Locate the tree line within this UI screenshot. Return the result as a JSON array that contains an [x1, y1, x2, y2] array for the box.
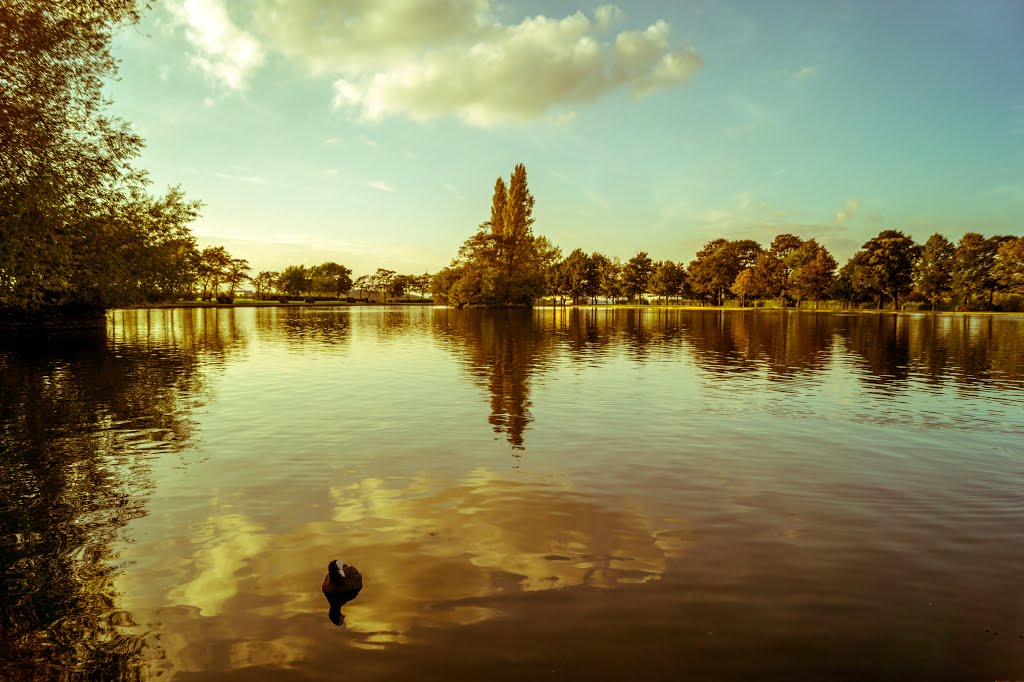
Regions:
[[430, 165, 1023, 311]]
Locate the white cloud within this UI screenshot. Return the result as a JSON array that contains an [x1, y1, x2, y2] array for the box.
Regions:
[[835, 197, 861, 223], [167, 0, 265, 90], [367, 180, 395, 193], [330, 13, 700, 125], [250, 0, 489, 73], [321, 168, 339, 176], [164, 0, 700, 124]]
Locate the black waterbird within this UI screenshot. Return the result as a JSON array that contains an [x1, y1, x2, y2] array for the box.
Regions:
[[322, 559, 363, 625]]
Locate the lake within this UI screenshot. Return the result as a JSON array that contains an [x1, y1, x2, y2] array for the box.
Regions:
[[2, 306, 1023, 681]]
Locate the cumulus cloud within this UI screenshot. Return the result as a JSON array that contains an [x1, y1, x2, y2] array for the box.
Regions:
[[250, 0, 489, 73], [367, 180, 395, 192], [167, 0, 700, 125], [330, 12, 700, 125], [835, 197, 861, 223], [167, 0, 264, 90]]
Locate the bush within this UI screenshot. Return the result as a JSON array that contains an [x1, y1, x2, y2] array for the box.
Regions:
[[215, 295, 233, 304], [346, 297, 356, 303], [278, 296, 290, 303], [304, 297, 316, 303]]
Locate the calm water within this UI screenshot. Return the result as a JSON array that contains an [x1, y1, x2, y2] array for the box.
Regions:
[[2, 307, 1024, 681]]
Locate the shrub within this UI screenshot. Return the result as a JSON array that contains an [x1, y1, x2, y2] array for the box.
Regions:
[[216, 295, 234, 304], [278, 296, 289, 303]]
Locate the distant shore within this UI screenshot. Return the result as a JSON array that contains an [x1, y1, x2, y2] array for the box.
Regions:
[[109, 300, 1024, 317]]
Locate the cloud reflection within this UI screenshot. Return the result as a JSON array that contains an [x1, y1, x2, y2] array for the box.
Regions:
[[145, 470, 692, 670]]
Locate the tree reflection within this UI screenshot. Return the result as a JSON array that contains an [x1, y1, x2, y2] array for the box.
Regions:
[[433, 310, 553, 450], [679, 310, 836, 379], [0, 321, 216, 680], [258, 307, 352, 345]]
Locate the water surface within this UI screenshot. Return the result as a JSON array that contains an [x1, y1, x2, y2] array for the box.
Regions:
[[2, 307, 1023, 680]]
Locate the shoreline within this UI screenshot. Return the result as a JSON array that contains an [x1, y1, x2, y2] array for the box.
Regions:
[[104, 301, 1024, 317]]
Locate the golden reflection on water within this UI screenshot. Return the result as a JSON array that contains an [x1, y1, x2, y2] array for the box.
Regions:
[[3, 307, 1024, 680], [138, 469, 692, 669]]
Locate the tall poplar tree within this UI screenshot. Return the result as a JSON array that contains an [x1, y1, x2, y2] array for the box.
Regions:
[[501, 163, 536, 280]]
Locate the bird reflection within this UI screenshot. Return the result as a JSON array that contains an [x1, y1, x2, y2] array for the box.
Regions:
[[322, 559, 363, 625]]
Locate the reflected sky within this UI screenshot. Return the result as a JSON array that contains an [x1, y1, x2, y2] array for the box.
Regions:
[[2, 307, 1023, 680]]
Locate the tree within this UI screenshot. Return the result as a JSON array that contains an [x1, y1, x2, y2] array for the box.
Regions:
[[850, 230, 920, 309], [622, 252, 655, 301], [788, 240, 836, 307], [436, 164, 550, 308], [353, 274, 372, 300], [952, 233, 1013, 309], [914, 233, 955, 310], [198, 247, 231, 300], [828, 260, 860, 308], [311, 262, 353, 299], [413, 272, 434, 299], [390, 274, 414, 301], [430, 266, 463, 305], [373, 268, 396, 303], [688, 239, 762, 306], [559, 249, 598, 304], [252, 271, 279, 300], [763, 234, 805, 305], [0, 1, 205, 320], [993, 237, 1024, 296], [730, 268, 757, 307], [595, 256, 622, 304], [278, 265, 310, 297], [224, 258, 250, 297], [501, 164, 535, 280], [650, 260, 686, 304]]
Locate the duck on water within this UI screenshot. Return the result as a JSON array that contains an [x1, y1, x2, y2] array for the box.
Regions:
[[322, 559, 363, 625]]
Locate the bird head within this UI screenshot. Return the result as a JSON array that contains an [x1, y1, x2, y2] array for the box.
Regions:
[[329, 559, 346, 578]]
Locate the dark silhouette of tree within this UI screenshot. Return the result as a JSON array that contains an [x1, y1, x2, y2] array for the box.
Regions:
[[0, 1, 203, 320]]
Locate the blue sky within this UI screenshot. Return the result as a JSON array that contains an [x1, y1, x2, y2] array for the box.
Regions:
[[108, 0, 1024, 276]]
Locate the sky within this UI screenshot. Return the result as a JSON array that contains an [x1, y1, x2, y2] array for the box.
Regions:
[[107, 0, 1024, 276]]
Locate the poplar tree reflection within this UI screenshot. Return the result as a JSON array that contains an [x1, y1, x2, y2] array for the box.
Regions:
[[433, 310, 553, 449], [0, 321, 219, 680]]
